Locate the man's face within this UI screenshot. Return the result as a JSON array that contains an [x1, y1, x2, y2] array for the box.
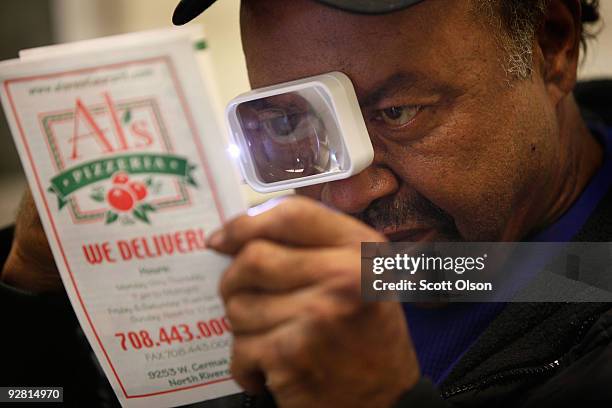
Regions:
[[241, 0, 561, 241]]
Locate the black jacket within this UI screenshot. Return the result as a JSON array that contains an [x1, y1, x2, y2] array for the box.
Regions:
[[1, 81, 612, 407]]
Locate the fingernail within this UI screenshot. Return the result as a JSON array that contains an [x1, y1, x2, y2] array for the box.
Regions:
[[207, 229, 225, 248]]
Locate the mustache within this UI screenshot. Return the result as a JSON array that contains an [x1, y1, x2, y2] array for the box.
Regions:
[[355, 188, 458, 235]]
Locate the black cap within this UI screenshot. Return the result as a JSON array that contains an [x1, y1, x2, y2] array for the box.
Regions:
[[173, 0, 424, 25]]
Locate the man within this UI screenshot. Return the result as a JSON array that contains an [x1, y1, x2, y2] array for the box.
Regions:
[[2, 0, 612, 407]]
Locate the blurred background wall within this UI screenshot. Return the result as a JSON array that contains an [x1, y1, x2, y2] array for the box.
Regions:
[[0, 0, 611, 227], [52, 0, 249, 104]]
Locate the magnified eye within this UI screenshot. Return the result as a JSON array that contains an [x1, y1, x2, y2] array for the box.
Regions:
[[262, 108, 299, 137], [379, 105, 420, 127], [234, 91, 340, 184], [259, 108, 318, 144]]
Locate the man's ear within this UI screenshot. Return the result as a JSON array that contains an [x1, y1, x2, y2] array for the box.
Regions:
[[536, 0, 581, 105]]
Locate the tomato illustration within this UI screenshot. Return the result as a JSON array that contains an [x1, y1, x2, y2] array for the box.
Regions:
[[107, 187, 135, 212], [128, 181, 148, 201], [112, 172, 130, 185]]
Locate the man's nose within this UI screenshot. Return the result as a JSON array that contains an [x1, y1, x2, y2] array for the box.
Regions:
[[320, 163, 399, 214]]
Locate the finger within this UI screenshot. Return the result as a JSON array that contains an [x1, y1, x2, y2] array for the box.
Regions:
[[231, 335, 268, 395], [225, 288, 319, 335], [208, 196, 383, 255], [219, 240, 360, 298], [16, 189, 39, 229], [2, 189, 61, 293], [15, 189, 49, 252]]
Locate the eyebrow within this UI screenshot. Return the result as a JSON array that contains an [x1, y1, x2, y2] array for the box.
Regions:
[[359, 72, 455, 108]]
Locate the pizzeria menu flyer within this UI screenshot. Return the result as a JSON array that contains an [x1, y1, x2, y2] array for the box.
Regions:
[[0, 28, 246, 407]]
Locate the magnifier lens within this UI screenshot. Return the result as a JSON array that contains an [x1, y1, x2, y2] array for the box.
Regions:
[[236, 91, 341, 184]]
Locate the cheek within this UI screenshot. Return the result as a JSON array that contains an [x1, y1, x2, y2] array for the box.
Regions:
[[296, 185, 323, 200], [383, 85, 556, 240]]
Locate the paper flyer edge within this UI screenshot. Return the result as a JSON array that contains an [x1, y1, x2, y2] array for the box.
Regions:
[[0, 38, 245, 407]]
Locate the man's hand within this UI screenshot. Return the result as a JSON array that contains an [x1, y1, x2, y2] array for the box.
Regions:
[[209, 196, 420, 408], [1, 189, 62, 293]]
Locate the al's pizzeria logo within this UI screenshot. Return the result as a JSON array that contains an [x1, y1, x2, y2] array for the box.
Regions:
[[41, 92, 198, 225]]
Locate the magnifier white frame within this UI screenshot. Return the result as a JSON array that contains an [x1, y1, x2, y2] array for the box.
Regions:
[[225, 72, 374, 193]]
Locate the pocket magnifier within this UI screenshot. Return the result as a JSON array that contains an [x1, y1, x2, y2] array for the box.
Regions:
[[226, 72, 374, 193]]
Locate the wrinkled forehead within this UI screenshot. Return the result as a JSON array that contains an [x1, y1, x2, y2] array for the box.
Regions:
[[240, 0, 484, 93]]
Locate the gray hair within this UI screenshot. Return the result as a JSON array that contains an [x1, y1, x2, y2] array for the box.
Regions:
[[473, 0, 601, 79]]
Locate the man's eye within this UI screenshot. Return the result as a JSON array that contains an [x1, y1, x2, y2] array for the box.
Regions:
[[378, 105, 420, 127], [265, 113, 296, 136]]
